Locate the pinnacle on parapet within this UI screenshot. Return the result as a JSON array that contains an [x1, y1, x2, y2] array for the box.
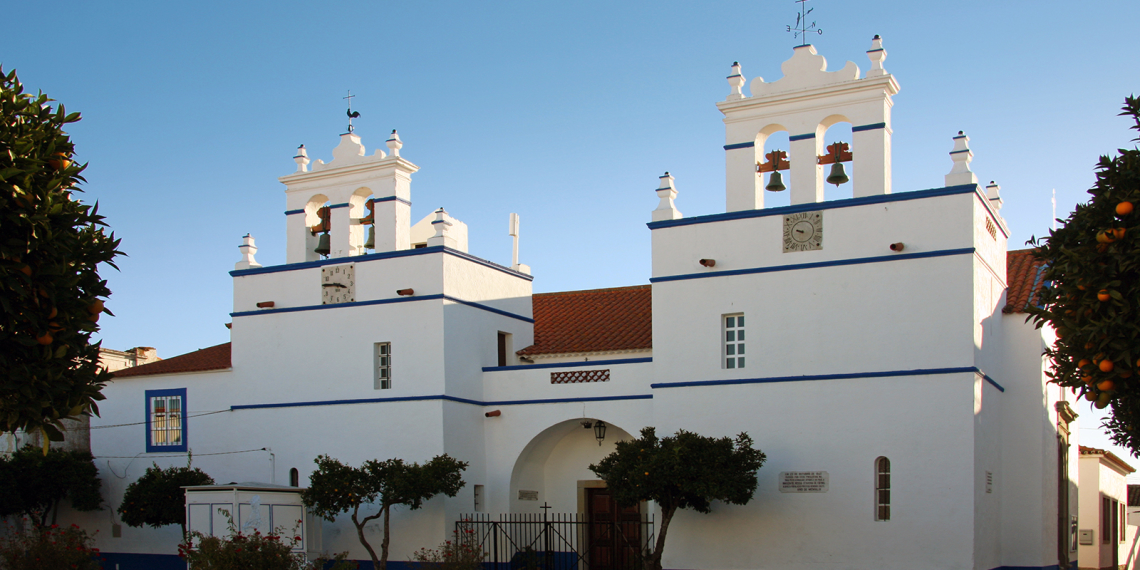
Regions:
[[387, 130, 403, 157], [867, 35, 887, 77], [945, 131, 978, 187], [652, 171, 682, 222], [293, 144, 310, 173], [727, 62, 746, 101]]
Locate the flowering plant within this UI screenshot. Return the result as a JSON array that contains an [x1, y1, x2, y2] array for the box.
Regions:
[[0, 521, 103, 570], [178, 511, 353, 570], [410, 526, 484, 570]]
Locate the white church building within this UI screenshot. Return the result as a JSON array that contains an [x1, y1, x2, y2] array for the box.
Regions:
[[72, 38, 1082, 570]]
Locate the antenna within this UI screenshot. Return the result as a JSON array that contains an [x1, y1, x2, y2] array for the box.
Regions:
[[786, 0, 823, 46], [344, 91, 361, 133], [1052, 189, 1057, 231], [509, 213, 520, 270]]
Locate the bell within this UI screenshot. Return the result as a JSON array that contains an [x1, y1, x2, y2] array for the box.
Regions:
[[765, 171, 786, 192], [314, 232, 331, 257], [364, 225, 375, 250], [826, 162, 849, 186]]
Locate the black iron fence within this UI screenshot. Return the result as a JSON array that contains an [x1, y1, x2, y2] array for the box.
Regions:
[[457, 513, 654, 570]]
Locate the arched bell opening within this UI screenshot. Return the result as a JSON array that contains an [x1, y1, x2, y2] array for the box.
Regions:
[[757, 126, 791, 209], [349, 187, 374, 255], [303, 194, 330, 261], [508, 418, 634, 515], [819, 116, 854, 201]]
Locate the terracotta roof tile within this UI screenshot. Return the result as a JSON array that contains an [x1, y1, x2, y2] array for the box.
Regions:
[[1079, 445, 1136, 474], [1004, 248, 1048, 314], [518, 285, 651, 356], [113, 343, 231, 378]]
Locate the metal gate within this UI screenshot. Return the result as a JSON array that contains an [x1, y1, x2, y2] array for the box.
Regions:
[[457, 512, 654, 570]]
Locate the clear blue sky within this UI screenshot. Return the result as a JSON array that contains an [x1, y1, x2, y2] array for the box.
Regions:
[[4, 1, 1139, 463]]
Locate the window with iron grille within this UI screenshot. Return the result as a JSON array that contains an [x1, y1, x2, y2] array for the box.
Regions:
[[724, 314, 745, 369], [145, 388, 186, 453], [1102, 496, 1110, 544], [875, 457, 890, 521], [375, 342, 391, 389]]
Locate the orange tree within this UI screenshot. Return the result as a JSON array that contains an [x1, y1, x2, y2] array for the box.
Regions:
[[589, 427, 766, 570], [0, 67, 121, 449], [301, 454, 467, 570], [1027, 96, 1140, 454]]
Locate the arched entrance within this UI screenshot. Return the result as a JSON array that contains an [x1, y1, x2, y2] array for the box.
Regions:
[[508, 418, 633, 514]]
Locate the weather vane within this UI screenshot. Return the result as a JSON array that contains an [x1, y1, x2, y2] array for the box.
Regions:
[[344, 91, 361, 133], [787, 0, 822, 45]]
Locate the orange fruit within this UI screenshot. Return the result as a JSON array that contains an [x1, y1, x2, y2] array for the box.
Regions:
[[87, 312, 99, 323], [1120, 370, 1133, 379], [1101, 359, 1115, 373], [47, 153, 70, 171], [1114, 228, 1127, 240], [1099, 290, 1111, 302], [1118, 201, 1134, 216], [1087, 342, 1096, 350], [1098, 380, 1116, 391], [48, 307, 57, 319], [35, 332, 52, 345], [1078, 359, 1092, 369], [18, 265, 31, 276], [1097, 230, 1115, 243], [48, 322, 62, 332], [87, 299, 104, 314], [1083, 375, 1095, 384], [1085, 391, 1097, 401]]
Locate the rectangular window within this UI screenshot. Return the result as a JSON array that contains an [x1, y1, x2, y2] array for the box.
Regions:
[[497, 332, 511, 367], [145, 388, 187, 453], [1102, 496, 1110, 544], [375, 342, 391, 390], [1122, 501, 1127, 542], [723, 314, 745, 369], [474, 484, 484, 512]]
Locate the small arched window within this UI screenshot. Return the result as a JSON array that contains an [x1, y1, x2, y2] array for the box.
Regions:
[[289, 468, 300, 488], [875, 457, 890, 521]]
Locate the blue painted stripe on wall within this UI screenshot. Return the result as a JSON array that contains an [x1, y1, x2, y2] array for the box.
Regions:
[[650, 367, 981, 389], [789, 133, 815, 141], [284, 209, 305, 215], [371, 195, 412, 206], [229, 245, 533, 281], [483, 357, 652, 372], [983, 374, 1006, 392], [231, 293, 534, 323], [723, 141, 755, 150], [852, 122, 887, 132], [231, 393, 652, 411], [649, 248, 975, 283], [646, 184, 978, 230], [328, 202, 350, 209]]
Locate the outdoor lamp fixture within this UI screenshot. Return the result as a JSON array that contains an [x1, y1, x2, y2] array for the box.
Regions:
[[593, 420, 607, 445]]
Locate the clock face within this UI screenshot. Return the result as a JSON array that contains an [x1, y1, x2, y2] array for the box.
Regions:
[[783, 211, 823, 252], [321, 264, 355, 305]]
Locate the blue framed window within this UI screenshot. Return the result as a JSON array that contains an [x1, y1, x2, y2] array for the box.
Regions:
[[145, 388, 187, 452]]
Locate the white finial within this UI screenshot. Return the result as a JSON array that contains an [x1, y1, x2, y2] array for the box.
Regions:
[[651, 172, 682, 222], [386, 130, 403, 157], [235, 234, 261, 270], [509, 213, 520, 270], [1052, 189, 1057, 231], [867, 35, 887, 77], [986, 181, 1003, 212], [293, 145, 310, 173], [427, 207, 456, 248], [726, 62, 746, 101], [945, 131, 978, 187]]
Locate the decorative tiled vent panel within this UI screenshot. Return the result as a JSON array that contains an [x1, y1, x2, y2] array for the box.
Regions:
[[551, 369, 610, 384]]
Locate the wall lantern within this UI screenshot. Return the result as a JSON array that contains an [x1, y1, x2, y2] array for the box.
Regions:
[[593, 420, 607, 446]]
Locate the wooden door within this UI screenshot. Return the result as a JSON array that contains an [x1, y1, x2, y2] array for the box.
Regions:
[[587, 488, 640, 570]]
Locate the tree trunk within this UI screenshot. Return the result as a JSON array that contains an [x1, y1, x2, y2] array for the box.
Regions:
[[646, 505, 676, 570], [352, 506, 382, 570], [381, 502, 391, 570]]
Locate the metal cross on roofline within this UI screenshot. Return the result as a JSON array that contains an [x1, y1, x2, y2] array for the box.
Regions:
[[344, 90, 361, 133], [787, 0, 823, 46]]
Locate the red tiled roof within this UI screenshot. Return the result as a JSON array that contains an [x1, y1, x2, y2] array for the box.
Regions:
[[1079, 445, 1137, 474], [113, 343, 231, 378], [518, 285, 651, 356], [1004, 248, 1048, 314]]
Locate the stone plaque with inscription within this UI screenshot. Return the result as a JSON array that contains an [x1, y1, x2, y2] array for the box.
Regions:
[[779, 471, 829, 493], [518, 490, 539, 501]]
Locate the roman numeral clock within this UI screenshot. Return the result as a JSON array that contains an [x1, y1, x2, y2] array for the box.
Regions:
[[783, 211, 823, 252], [321, 264, 355, 304]]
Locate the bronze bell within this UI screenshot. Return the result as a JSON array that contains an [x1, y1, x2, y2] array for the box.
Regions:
[[364, 225, 375, 250], [826, 162, 849, 186], [765, 171, 787, 192], [315, 232, 331, 256]]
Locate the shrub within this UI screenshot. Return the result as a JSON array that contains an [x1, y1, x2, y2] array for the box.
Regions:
[[0, 521, 103, 570], [177, 510, 353, 570], [410, 527, 484, 570]]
